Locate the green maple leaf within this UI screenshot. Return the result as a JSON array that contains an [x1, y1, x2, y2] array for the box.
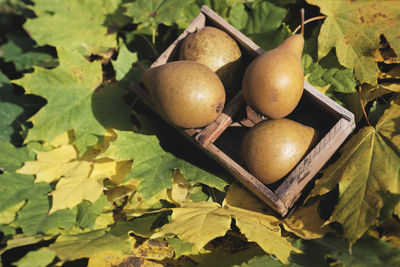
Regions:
[[24, 0, 119, 55], [125, 0, 196, 36], [151, 202, 232, 250], [302, 53, 356, 94], [102, 129, 228, 201], [228, 0, 288, 52], [0, 102, 24, 142], [295, 236, 400, 267], [311, 95, 400, 244], [12, 248, 57, 267], [307, 0, 400, 84], [0, 171, 76, 235], [0, 34, 55, 71], [0, 71, 46, 145], [75, 195, 110, 230], [49, 224, 132, 261], [229, 0, 287, 35], [12, 48, 131, 153]]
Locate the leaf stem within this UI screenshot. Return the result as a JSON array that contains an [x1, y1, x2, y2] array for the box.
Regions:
[[293, 15, 327, 35], [358, 85, 372, 127]]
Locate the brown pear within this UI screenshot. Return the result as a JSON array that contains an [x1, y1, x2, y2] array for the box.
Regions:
[[141, 61, 225, 129], [179, 26, 242, 91], [241, 118, 316, 184], [242, 34, 304, 119]]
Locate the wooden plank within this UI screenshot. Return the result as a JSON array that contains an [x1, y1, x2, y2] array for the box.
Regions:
[[303, 82, 355, 122], [152, 13, 206, 67], [195, 91, 245, 147], [275, 117, 356, 209], [202, 142, 288, 215]]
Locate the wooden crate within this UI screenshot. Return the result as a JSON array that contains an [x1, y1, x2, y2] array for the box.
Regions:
[[130, 6, 356, 216]]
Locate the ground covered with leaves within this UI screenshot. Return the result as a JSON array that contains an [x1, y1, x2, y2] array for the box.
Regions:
[[1, 0, 400, 266]]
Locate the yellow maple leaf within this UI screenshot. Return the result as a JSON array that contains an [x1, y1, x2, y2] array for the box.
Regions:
[[282, 202, 332, 239], [167, 170, 192, 204], [50, 160, 117, 213], [87, 250, 163, 267], [0, 201, 25, 224], [48, 131, 73, 147], [151, 202, 232, 251], [224, 183, 302, 264], [16, 144, 78, 183]]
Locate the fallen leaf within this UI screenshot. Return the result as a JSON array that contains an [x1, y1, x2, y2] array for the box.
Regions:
[[151, 202, 232, 251], [310, 96, 400, 245], [13, 247, 56, 267], [16, 144, 78, 183], [282, 202, 332, 240], [224, 184, 302, 264], [307, 0, 400, 84], [87, 250, 163, 267], [50, 160, 115, 213]]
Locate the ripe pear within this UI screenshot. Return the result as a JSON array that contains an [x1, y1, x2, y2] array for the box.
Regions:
[[179, 26, 242, 90], [242, 34, 304, 119], [141, 60, 226, 129], [241, 118, 316, 184]]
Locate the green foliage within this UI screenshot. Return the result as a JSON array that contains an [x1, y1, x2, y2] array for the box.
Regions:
[[0, 34, 54, 72], [102, 130, 228, 201], [13, 248, 57, 267], [24, 0, 120, 55]]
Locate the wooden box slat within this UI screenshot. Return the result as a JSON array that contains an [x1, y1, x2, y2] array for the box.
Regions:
[[131, 5, 356, 216]]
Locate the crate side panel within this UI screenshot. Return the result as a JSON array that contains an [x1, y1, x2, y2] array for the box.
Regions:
[[204, 143, 288, 215], [275, 117, 356, 207]]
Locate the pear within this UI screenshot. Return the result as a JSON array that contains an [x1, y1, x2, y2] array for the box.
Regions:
[[179, 26, 242, 91], [242, 34, 304, 119], [141, 60, 226, 129], [241, 118, 316, 184]]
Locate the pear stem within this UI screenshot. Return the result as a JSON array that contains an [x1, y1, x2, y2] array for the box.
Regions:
[[132, 62, 146, 72], [301, 8, 305, 35], [293, 15, 327, 35], [358, 85, 372, 127]]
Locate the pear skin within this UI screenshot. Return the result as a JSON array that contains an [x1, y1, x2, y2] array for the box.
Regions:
[[141, 61, 226, 129], [179, 26, 242, 90], [242, 34, 304, 119], [241, 118, 316, 184]]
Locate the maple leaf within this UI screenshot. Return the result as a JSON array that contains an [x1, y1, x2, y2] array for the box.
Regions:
[[0, 34, 54, 71], [12, 248, 56, 267], [112, 43, 139, 82], [124, 0, 196, 36], [16, 144, 78, 183], [24, 0, 118, 55], [49, 160, 116, 213], [49, 226, 132, 261], [0, 142, 35, 173], [302, 53, 356, 94], [12, 48, 103, 149], [151, 184, 302, 264], [310, 95, 400, 245], [306, 0, 400, 84], [224, 184, 302, 264], [151, 202, 232, 250], [12, 48, 132, 153], [0, 102, 23, 143], [282, 202, 333, 240], [75, 194, 111, 230], [101, 129, 228, 202]]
